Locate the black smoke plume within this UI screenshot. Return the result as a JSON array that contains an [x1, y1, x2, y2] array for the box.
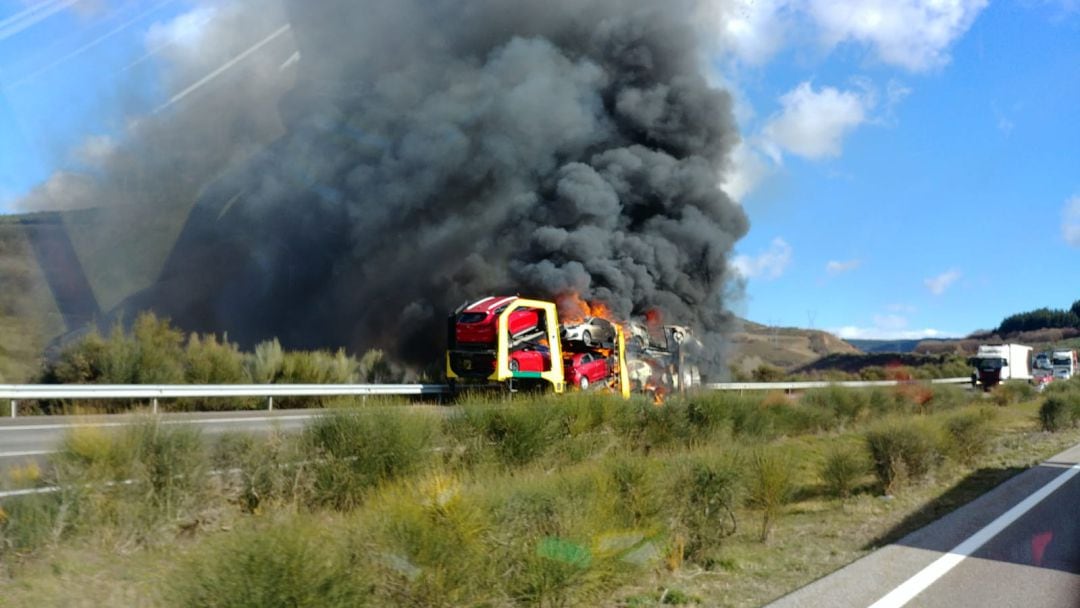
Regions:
[[29, 0, 750, 373]]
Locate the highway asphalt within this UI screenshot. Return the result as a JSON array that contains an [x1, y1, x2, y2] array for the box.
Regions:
[[0, 409, 326, 474], [769, 441, 1080, 607]]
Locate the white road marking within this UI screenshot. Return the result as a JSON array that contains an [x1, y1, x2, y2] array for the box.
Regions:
[[0, 486, 60, 499], [868, 463, 1080, 608], [0, 450, 54, 458]]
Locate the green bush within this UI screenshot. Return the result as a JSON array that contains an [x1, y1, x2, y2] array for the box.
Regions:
[[746, 449, 795, 541], [859, 366, 888, 381], [463, 404, 556, 467], [184, 333, 248, 384], [751, 364, 785, 382], [768, 402, 837, 435], [357, 349, 398, 383], [992, 382, 1036, 406], [213, 432, 311, 513], [366, 476, 491, 607], [604, 456, 662, 528], [728, 399, 773, 439], [942, 407, 996, 464], [1039, 396, 1077, 432], [304, 410, 437, 509], [38, 313, 185, 411], [50, 419, 208, 543], [864, 419, 943, 493], [281, 350, 357, 384], [0, 492, 64, 555], [927, 384, 970, 411], [866, 387, 905, 417], [247, 339, 284, 383], [481, 473, 636, 607], [820, 444, 868, 499], [683, 394, 736, 444], [670, 456, 741, 561], [614, 401, 691, 451], [801, 386, 868, 426], [1045, 376, 1080, 396], [172, 519, 369, 608]]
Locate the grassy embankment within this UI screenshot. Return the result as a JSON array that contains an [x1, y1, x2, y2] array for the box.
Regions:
[[3, 380, 1080, 607]]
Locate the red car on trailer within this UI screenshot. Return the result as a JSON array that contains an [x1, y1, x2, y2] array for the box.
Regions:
[[455, 296, 542, 344]]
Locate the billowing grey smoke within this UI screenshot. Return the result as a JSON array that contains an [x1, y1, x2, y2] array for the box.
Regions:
[[36, 0, 750, 373]]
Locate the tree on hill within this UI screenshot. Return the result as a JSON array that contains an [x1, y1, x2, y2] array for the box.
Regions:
[[996, 303, 1080, 335]]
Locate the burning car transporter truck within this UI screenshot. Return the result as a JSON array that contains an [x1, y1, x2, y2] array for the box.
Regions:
[[446, 296, 631, 397]]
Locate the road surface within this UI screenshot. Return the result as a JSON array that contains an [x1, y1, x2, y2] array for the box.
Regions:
[[0, 409, 325, 472], [770, 441, 1080, 607]]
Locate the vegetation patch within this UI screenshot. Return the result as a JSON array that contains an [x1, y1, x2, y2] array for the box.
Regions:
[[3, 388, 1079, 607]]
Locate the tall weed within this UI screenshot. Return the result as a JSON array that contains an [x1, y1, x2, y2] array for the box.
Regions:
[[942, 407, 996, 464], [820, 444, 868, 499], [669, 455, 742, 562], [304, 410, 436, 509], [864, 418, 944, 493], [747, 449, 795, 541], [172, 518, 370, 608]]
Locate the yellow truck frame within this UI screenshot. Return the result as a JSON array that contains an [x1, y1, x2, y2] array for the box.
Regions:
[[447, 297, 629, 398]]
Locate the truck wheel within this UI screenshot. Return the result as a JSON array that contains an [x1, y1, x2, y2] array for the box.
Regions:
[[579, 376, 589, 390]]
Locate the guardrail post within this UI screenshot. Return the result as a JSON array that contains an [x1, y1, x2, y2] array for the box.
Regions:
[[268, 396, 273, 411], [10, 400, 16, 418], [152, 398, 158, 414]]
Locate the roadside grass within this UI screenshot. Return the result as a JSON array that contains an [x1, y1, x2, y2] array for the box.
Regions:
[[3, 391, 1080, 607]]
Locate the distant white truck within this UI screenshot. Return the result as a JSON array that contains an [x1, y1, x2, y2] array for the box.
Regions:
[[970, 344, 1033, 390], [1051, 349, 1078, 380]]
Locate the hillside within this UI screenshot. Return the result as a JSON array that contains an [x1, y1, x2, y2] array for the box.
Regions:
[[729, 319, 861, 373], [914, 327, 1080, 356], [844, 338, 922, 353], [0, 204, 194, 382]]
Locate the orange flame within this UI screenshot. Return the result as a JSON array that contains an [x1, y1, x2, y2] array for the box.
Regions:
[[644, 308, 663, 327], [556, 292, 616, 324], [644, 381, 666, 405]]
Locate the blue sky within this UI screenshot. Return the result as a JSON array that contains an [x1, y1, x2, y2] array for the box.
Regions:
[[1, 0, 1078, 339], [0, 0, 182, 202], [715, 0, 1080, 339]]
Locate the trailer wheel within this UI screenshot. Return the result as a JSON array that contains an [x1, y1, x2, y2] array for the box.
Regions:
[[579, 376, 589, 390]]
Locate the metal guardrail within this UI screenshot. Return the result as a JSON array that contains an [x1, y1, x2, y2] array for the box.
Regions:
[[0, 384, 450, 417], [704, 377, 972, 391], [0, 378, 972, 417]]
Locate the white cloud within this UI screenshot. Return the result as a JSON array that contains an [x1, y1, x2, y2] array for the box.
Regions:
[[145, 6, 217, 52], [721, 141, 773, 201], [703, 1, 986, 72], [834, 325, 949, 340], [832, 309, 954, 340], [924, 269, 961, 295], [732, 237, 792, 280], [1063, 195, 1080, 246], [762, 82, 871, 161], [73, 134, 116, 168], [709, 0, 793, 65], [887, 303, 917, 314], [806, 0, 988, 71], [825, 258, 861, 275]]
